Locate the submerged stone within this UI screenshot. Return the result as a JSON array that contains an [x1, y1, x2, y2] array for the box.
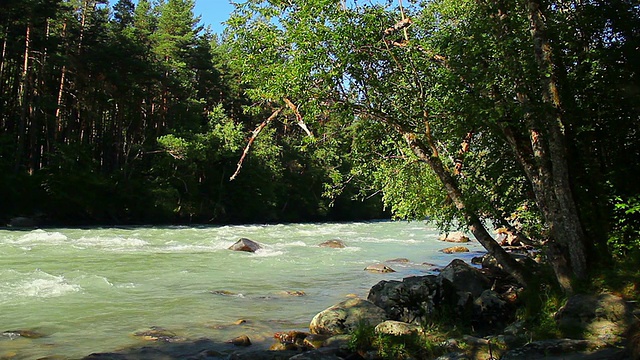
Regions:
[[318, 239, 346, 248], [228, 238, 262, 252], [364, 263, 396, 273], [438, 232, 470, 243], [228, 334, 252, 347], [441, 246, 470, 254], [2, 329, 46, 339]]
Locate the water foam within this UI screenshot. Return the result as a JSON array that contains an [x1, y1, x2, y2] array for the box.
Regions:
[[251, 248, 285, 257], [75, 236, 149, 249], [11, 229, 68, 245], [1, 270, 81, 300]]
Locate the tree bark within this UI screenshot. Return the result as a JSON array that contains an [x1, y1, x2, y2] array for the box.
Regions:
[[397, 119, 530, 287], [55, 21, 68, 139], [16, 23, 32, 172], [527, 0, 587, 282]]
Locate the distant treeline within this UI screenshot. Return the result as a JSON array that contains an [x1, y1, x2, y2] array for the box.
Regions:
[[0, 0, 386, 225]]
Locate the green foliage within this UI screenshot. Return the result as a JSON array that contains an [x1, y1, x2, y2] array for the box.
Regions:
[[2, 0, 637, 235], [516, 271, 566, 340], [348, 322, 446, 360], [608, 195, 640, 258], [579, 256, 640, 303]]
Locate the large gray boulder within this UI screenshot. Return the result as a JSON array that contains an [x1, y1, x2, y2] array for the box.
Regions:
[[471, 252, 539, 274], [438, 259, 491, 298], [309, 298, 387, 336], [367, 275, 459, 324], [228, 238, 262, 253], [554, 293, 636, 343], [368, 260, 513, 332], [472, 290, 512, 332]]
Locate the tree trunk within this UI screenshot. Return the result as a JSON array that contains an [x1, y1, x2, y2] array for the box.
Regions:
[[0, 26, 7, 88], [399, 123, 530, 287], [500, 122, 576, 292], [527, 0, 587, 282], [55, 21, 68, 139], [16, 23, 32, 172]]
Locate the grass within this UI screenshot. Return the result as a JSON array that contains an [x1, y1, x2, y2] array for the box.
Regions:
[[348, 321, 448, 360]]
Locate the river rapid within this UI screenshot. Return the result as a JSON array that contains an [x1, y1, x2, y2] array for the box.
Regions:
[[0, 221, 485, 359]]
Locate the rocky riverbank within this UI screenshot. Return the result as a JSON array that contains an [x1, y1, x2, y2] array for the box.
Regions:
[[76, 247, 638, 360]]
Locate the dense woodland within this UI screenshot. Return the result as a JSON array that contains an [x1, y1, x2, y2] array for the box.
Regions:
[[1, 0, 639, 289], [0, 0, 386, 226]]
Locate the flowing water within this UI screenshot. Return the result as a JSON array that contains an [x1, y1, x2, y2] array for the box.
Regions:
[[0, 221, 486, 359]]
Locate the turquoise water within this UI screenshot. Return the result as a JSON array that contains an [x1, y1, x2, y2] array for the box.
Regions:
[[0, 221, 485, 359]]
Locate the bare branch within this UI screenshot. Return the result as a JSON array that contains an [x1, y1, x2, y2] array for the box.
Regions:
[[230, 108, 282, 181], [283, 97, 314, 138], [383, 17, 412, 36]]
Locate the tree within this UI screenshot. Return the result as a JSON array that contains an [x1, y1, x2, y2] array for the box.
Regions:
[[227, 0, 640, 292]]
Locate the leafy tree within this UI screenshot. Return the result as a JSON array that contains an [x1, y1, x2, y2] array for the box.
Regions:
[[226, 0, 640, 291]]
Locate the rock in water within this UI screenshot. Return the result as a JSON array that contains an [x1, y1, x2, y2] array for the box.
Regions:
[[364, 263, 396, 273], [2, 329, 46, 339], [228, 238, 262, 252], [228, 334, 252, 347], [318, 239, 347, 248], [441, 246, 470, 254], [309, 298, 387, 335], [438, 232, 470, 243], [8, 217, 38, 228]]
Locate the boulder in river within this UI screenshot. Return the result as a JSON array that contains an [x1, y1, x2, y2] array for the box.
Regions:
[[364, 263, 396, 273], [2, 329, 46, 339], [438, 232, 470, 243], [318, 239, 346, 248], [227, 334, 252, 347], [133, 326, 182, 342], [441, 246, 470, 254], [228, 238, 262, 252], [309, 298, 387, 336]]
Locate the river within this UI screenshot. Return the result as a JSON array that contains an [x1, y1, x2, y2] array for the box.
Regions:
[[0, 221, 485, 359]]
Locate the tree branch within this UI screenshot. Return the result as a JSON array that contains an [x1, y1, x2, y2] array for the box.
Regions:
[[283, 97, 314, 138], [230, 108, 282, 181]]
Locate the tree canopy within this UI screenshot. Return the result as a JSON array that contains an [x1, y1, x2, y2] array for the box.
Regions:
[[0, 0, 385, 225], [225, 0, 640, 291]]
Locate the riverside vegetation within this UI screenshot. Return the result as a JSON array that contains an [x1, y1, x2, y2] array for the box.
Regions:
[[1, 0, 639, 359]]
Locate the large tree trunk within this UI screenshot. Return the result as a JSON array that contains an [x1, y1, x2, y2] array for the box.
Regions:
[[527, 0, 588, 283]]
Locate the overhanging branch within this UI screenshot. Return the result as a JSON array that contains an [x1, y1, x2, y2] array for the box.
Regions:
[[230, 108, 282, 181]]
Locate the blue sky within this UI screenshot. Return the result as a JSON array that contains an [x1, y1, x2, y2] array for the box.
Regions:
[[194, 1, 235, 34], [115, 1, 393, 35]]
